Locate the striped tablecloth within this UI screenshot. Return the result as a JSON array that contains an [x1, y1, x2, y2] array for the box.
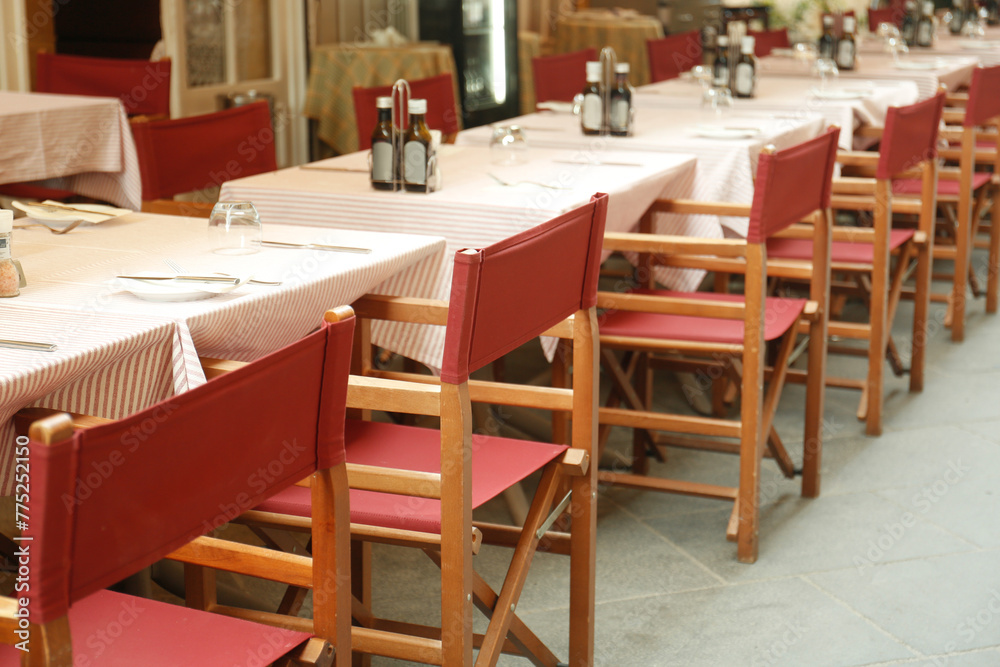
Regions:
[[220, 145, 697, 365], [0, 91, 142, 210], [0, 306, 180, 494], [636, 76, 920, 150], [863, 34, 1000, 66], [757, 53, 978, 100], [303, 43, 461, 156]]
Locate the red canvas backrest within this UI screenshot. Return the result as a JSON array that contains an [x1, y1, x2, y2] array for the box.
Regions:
[[877, 91, 946, 179], [648, 31, 703, 83], [748, 28, 790, 57], [131, 102, 276, 200], [748, 127, 840, 243], [964, 65, 1000, 128], [36, 52, 171, 117], [868, 8, 899, 32], [352, 73, 461, 150], [532, 48, 598, 104], [26, 315, 354, 624], [440, 194, 609, 385]]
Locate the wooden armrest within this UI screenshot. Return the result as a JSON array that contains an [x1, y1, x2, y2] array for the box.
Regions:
[[946, 92, 969, 105], [832, 177, 878, 196], [200, 357, 248, 379], [855, 126, 883, 139], [836, 151, 880, 168], [942, 110, 966, 126], [169, 536, 312, 588], [650, 199, 752, 218], [939, 147, 999, 165], [347, 375, 441, 416], [771, 224, 878, 244], [597, 291, 746, 320], [0, 596, 21, 645], [352, 294, 449, 326], [12, 407, 111, 435], [603, 231, 747, 258]]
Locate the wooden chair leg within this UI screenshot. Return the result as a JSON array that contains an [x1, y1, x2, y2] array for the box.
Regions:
[[988, 185, 1000, 314], [911, 238, 932, 392], [866, 183, 891, 436], [568, 463, 597, 666]]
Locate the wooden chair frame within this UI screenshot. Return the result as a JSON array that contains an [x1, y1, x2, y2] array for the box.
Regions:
[[595, 190, 832, 564]]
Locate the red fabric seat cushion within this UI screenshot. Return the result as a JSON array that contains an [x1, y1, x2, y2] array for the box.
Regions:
[[0, 183, 77, 200], [257, 420, 569, 534], [0, 590, 309, 666], [893, 172, 992, 196], [599, 289, 806, 345], [767, 229, 915, 264]]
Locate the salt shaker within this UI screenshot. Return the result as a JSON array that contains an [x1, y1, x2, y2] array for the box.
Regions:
[[0, 210, 19, 298]]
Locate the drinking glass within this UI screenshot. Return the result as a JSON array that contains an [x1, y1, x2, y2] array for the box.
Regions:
[[489, 125, 528, 165], [811, 58, 839, 91], [701, 85, 734, 116], [209, 201, 262, 255]]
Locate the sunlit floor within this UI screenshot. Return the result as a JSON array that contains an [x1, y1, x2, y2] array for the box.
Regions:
[[147, 252, 1000, 667]]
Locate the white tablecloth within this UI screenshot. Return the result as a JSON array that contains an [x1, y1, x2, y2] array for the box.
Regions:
[[0, 91, 142, 210], [757, 53, 978, 100], [862, 34, 1000, 66], [1, 213, 446, 493], [635, 76, 920, 150], [220, 145, 698, 366]]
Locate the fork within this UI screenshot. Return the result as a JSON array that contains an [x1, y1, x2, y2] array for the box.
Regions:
[[163, 259, 282, 286], [487, 173, 571, 190]]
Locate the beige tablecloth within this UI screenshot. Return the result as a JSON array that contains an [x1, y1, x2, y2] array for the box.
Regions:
[[221, 145, 697, 367], [0, 91, 141, 209], [304, 43, 461, 155], [553, 14, 664, 86]]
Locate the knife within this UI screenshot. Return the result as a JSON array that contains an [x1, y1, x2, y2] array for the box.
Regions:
[[116, 275, 241, 284], [261, 241, 372, 254], [0, 339, 57, 352]]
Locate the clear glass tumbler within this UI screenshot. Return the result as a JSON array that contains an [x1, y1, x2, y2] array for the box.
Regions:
[[209, 201, 261, 255]]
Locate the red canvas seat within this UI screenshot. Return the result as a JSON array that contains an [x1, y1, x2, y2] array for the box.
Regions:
[[0, 590, 308, 666], [352, 73, 461, 150], [894, 172, 992, 197], [600, 289, 806, 345], [1, 308, 356, 666], [532, 48, 598, 104], [768, 229, 915, 264], [748, 28, 791, 56]]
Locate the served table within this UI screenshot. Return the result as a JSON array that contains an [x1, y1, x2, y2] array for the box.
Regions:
[[757, 52, 978, 99], [304, 43, 461, 155], [0, 213, 446, 493], [221, 145, 697, 366], [0, 91, 141, 210], [553, 13, 663, 86]]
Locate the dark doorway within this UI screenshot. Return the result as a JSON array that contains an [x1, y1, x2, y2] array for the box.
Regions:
[[53, 0, 161, 59]]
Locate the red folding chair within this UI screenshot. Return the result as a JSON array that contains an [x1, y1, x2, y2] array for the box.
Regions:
[[351, 73, 461, 150], [597, 129, 840, 563], [0, 308, 356, 667], [647, 31, 703, 83], [36, 52, 171, 118], [748, 27, 791, 56], [868, 7, 900, 31], [531, 48, 598, 104], [130, 101, 276, 216], [242, 195, 608, 664]]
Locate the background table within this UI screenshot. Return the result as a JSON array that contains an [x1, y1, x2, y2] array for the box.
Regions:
[[221, 145, 697, 367], [0, 91, 141, 209], [304, 43, 461, 155], [553, 13, 664, 86], [757, 53, 978, 99], [636, 76, 920, 150]]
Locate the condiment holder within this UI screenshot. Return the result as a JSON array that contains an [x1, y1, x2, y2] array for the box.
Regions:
[[368, 79, 441, 193]]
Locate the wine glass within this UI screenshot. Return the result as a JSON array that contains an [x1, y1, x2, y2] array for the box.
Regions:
[[489, 125, 529, 165], [701, 85, 734, 117], [688, 65, 714, 90], [208, 201, 262, 255], [811, 58, 839, 91]]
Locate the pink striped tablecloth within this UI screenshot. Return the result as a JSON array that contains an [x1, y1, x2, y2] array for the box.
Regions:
[[0, 305, 180, 494], [0, 91, 141, 209], [862, 34, 1000, 66], [757, 53, 978, 100], [220, 145, 698, 364], [635, 76, 919, 150]]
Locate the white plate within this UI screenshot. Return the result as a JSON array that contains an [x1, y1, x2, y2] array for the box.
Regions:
[[692, 124, 762, 140], [13, 200, 132, 228], [893, 59, 946, 71], [112, 272, 251, 302], [810, 87, 874, 100]]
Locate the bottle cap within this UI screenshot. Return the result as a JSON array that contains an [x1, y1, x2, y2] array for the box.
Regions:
[[0, 209, 11, 234], [717, 35, 729, 46], [844, 16, 856, 31], [408, 98, 427, 115], [742, 36, 755, 53], [823, 15, 834, 25], [585, 61, 602, 81], [615, 62, 630, 74], [375, 96, 392, 108]]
